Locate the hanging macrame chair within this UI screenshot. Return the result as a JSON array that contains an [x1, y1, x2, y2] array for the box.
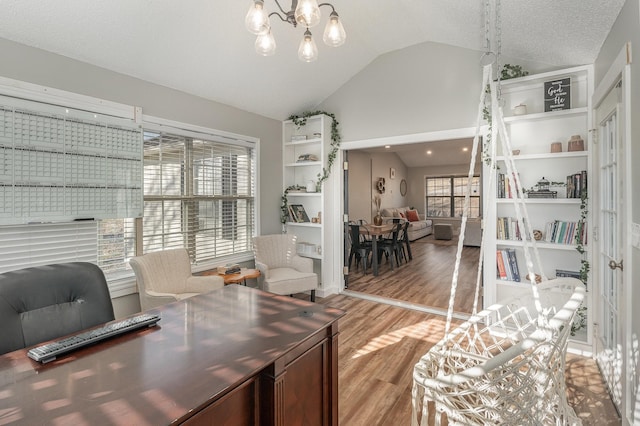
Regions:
[[411, 63, 586, 426]]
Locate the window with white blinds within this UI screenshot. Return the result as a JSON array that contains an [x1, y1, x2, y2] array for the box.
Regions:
[[0, 222, 98, 273], [142, 130, 256, 265], [0, 77, 258, 293]]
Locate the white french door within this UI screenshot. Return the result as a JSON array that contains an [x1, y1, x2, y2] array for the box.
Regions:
[[595, 87, 624, 413]]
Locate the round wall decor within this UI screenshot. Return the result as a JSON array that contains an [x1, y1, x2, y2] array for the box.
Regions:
[[400, 179, 407, 196]]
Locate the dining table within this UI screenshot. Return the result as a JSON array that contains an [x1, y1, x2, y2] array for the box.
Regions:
[[359, 222, 395, 276]]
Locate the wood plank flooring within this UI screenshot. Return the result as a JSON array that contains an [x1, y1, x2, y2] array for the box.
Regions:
[[347, 237, 482, 314], [316, 235, 620, 425], [318, 294, 620, 425]]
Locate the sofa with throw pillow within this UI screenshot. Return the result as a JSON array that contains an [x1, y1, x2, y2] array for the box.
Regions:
[[380, 206, 433, 241]]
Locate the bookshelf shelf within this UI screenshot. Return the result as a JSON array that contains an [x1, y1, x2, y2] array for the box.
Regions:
[[283, 114, 337, 295], [496, 240, 578, 251], [496, 198, 581, 205]]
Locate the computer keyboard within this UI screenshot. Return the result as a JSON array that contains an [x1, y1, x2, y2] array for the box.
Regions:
[[27, 313, 161, 364]]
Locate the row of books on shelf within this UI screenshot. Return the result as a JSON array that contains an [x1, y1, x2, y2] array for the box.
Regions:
[[496, 249, 584, 284], [566, 170, 587, 199], [545, 220, 587, 245], [496, 217, 587, 245], [497, 173, 518, 199], [497, 170, 588, 199], [496, 216, 523, 241], [496, 249, 521, 282]]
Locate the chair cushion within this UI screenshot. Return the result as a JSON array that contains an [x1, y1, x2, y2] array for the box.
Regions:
[[264, 267, 317, 295], [408, 221, 427, 231]]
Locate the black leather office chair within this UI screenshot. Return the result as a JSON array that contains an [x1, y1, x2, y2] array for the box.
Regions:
[[0, 262, 115, 355]]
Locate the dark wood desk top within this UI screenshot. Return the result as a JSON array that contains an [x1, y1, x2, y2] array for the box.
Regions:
[[0, 285, 344, 425]]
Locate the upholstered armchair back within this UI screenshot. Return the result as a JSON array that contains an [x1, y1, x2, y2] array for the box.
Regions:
[[253, 234, 298, 269], [0, 262, 115, 355], [129, 248, 224, 311], [130, 248, 193, 294]]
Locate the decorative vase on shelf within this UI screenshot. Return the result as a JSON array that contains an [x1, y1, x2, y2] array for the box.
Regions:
[[373, 212, 383, 226], [306, 180, 316, 193]]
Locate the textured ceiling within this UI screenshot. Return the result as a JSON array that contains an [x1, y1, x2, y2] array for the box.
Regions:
[[0, 0, 625, 121]]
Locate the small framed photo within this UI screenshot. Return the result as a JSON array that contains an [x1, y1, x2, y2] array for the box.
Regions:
[[390, 167, 396, 179], [288, 204, 310, 223]]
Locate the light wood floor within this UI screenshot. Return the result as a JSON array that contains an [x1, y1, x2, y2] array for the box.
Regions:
[[316, 236, 620, 425], [347, 237, 481, 314]]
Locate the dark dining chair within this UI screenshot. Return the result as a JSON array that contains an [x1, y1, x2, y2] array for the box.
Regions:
[[349, 223, 372, 274], [398, 220, 412, 262], [376, 222, 403, 271]]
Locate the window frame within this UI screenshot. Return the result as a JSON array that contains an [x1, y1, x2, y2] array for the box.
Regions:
[[425, 175, 481, 218], [140, 116, 260, 272]]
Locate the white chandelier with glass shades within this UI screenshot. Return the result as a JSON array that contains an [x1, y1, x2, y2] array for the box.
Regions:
[[244, 0, 346, 62]]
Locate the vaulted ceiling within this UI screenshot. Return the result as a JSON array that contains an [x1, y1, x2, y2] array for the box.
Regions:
[[0, 0, 625, 121]]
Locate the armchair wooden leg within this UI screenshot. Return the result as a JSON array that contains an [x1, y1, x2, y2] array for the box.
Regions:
[[310, 290, 316, 302]]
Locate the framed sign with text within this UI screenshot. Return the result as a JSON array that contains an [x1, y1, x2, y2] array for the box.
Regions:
[[544, 77, 571, 112]]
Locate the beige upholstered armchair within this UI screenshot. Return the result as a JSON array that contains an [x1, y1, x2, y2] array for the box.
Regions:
[[253, 234, 318, 302], [129, 248, 224, 311]]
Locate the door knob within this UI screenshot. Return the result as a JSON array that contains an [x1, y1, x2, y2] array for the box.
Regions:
[[608, 259, 623, 271]]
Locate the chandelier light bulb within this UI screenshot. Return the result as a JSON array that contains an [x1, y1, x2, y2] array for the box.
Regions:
[[255, 29, 276, 56], [295, 0, 321, 28], [323, 11, 346, 47], [247, 1, 346, 59], [298, 29, 318, 62], [245, 0, 270, 35]]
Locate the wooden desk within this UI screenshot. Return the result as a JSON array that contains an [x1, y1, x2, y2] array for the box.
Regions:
[[0, 285, 344, 425], [360, 223, 394, 276]]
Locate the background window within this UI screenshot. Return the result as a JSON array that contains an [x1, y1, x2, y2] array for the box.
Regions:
[[142, 131, 256, 266], [426, 176, 480, 218]]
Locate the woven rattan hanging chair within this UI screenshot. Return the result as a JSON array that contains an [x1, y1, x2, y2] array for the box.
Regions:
[[411, 64, 586, 426]]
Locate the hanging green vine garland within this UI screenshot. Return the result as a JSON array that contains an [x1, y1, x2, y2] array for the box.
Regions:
[[571, 191, 589, 336], [281, 111, 342, 224]]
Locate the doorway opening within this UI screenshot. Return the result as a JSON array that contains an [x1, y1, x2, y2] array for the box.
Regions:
[[341, 133, 483, 317]]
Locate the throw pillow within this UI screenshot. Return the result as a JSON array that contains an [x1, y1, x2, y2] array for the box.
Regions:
[[399, 212, 405, 218], [406, 209, 420, 222]]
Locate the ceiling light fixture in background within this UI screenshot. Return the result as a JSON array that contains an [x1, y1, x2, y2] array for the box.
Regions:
[[245, 0, 346, 62]]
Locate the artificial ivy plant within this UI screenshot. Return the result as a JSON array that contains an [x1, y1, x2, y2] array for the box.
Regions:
[[571, 191, 589, 336], [281, 111, 341, 224], [482, 64, 530, 165]]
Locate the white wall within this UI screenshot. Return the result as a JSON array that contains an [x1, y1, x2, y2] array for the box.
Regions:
[[346, 151, 372, 221], [407, 163, 477, 213], [320, 41, 552, 143], [372, 152, 408, 213], [347, 151, 409, 221], [593, 0, 640, 423]]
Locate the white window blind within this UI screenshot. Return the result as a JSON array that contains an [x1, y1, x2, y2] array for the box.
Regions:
[[0, 222, 97, 273], [0, 96, 142, 224], [142, 130, 256, 265]]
